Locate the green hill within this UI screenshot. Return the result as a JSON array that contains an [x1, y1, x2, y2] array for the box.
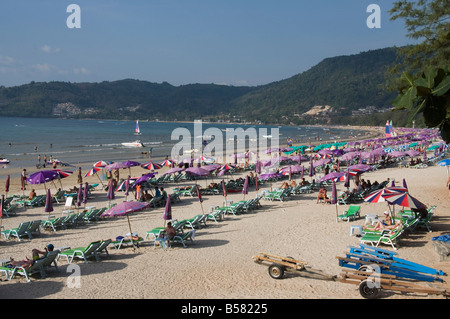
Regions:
[[229, 47, 400, 124], [0, 47, 412, 126]]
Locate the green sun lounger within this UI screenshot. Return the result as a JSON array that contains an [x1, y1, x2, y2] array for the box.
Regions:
[[57, 241, 102, 263], [337, 205, 361, 222]]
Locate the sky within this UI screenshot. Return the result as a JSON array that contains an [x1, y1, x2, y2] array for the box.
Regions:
[[0, 0, 415, 88]]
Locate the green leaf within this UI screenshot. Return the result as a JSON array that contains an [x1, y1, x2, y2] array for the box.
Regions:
[[432, 74, 450, 96], [401, 71, 415, 86], [424, 67, 437, 88], [407, 99, 426, 123]]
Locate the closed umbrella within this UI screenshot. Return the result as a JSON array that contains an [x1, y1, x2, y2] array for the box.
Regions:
[[344, 170, 350, 188], [221, 179, 228, 215], [163, 195, 172, 226], [331, 180, 339, 222], [44, 188, 54, 218], [76, 184, 83, 210], [107, 179, 115, 207], [5, 175, 10, 197], [309, 157, 315, 179], [242, 175, 249, 200], [0, 195, 4, 227], [83, 182, 89, 207], [196, 185, 204, 214]]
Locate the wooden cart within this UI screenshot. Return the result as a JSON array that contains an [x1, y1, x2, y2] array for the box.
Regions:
[[252, 252, 337, 281], [339, 269, 450, 299]]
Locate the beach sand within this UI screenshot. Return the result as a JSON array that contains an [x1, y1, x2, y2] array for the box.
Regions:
[[0, 159, 449, 300]]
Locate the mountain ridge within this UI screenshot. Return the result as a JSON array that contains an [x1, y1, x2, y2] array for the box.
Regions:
[[0, 46, 406, 126]]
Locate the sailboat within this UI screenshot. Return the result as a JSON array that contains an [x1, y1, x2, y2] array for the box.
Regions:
[[134, 120, 142, 135]]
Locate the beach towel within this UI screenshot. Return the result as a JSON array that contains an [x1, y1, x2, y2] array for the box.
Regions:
[[432, 235, 450, 243]]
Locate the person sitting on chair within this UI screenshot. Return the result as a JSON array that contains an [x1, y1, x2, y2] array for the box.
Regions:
[[316, 187, 331, 204]]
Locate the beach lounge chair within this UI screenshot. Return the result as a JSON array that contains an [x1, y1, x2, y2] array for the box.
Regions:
[[359, 228, 404, 250], [207, 209, 224, 223], [9, 258, 48, 282], [145, 220, 187, 240], [41, 216, 66, 232], [177, 185, 196, 197], [1, 221, 31, 241], [53, 190, 66, 204], [183, 214, 207, 230], [61, 213, 78, 228], [95, 239, 112, 259], [57, 241, 102, 263], [148, 196, 163, 208], [40, 250, 60, 274], [145, 228, 165, 240], [169, 230, 195, 248], [26, 220, 42, 239], [337, 205, 361, 222], [110, 236, 143, 249], [2, 203, 19, 217]]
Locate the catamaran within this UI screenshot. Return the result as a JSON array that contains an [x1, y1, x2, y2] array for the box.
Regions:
[[134, 120, 142, 135]]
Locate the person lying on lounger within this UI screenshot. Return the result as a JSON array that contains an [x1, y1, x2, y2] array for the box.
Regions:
[[7, 257, 34, 268], [365, 211, 401, 231]]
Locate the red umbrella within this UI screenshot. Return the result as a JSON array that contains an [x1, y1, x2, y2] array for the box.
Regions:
[[85, 167, 101, 177], [93, 160, 108, 168], [141, 162, 162, 170], [160, 159, 174, 167], [382, 192, 427, 210]]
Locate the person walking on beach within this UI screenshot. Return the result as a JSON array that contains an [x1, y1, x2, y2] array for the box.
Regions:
[[21, 169, 27, 189], [37, 154, 41, 165], [77, 167, 83, 184]]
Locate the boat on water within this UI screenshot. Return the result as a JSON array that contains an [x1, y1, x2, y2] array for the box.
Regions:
[[121, 140, 145, 148], [0, 158, 10, 164], [134, 120, 142, 135]]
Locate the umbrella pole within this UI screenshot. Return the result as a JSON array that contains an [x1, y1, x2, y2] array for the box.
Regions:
[[126, 214, 136, 252], [95, 172, 105, 187]]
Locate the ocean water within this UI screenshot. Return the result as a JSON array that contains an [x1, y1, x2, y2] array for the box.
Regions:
[[0, 117, 364, 172]]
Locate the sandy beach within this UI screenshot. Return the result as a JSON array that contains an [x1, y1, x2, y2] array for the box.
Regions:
[[0, 151, 449, 300]]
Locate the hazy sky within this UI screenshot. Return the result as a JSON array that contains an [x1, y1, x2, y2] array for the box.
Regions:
[[0, 1, 414, 87]]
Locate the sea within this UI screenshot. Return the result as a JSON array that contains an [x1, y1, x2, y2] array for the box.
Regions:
[[0, 117, 368, 173]]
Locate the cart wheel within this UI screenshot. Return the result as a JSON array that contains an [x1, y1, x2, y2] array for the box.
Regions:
[[268, 263, 285, 279], [359, 280, 380, 299], [358, 265, 374, 273]]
